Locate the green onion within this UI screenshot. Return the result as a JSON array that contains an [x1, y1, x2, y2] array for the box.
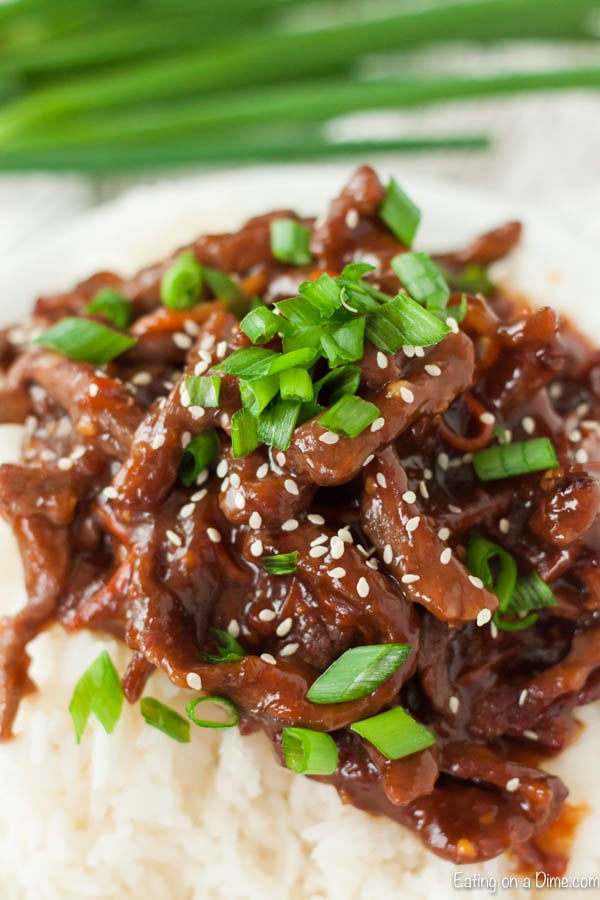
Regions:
[[509, 570, 557, 614], [444, 293, 468, 324], [466, 534, 517, 611], [493, 612, 539, 632], [160, 250, 203, 310], [257, 397, 302, 450], [279, 368, 313, 403], [318, 394, 379, 438], [270, 218, 312, 266], [447, 264, 494, 296], [184, 374, 221, 407], [392, 252, 450, 311], [307, 644, 411, 705], [314, 364, 361, 405], [281, 726, 338, 776], [35, 316, 136, 364], [204, 267, 244, 301], [299, 274, 342, 317], [299, 399, 324, 423], [320, 317, 365, 366], [366, 292, 450, 354], [492, 425, 510, 446], [179, 430, 218, 486], [282, 325, 323, 354], [262, 551, 299, 575], [231, 407, 260, 457], [341, 262, 376, 281], [69, 650, 123, 744], [275, 296, 322, 328], [87, 287, 132, 329], [239, 375, 279, 417], [350, 707, 436, 760], [473, 438, 559, 481], [140, 697, 191, 743], [203, 628, 246, 664], [240, 305, 283, 344], [186, 696, 239, 729], [215, 347, 276, 378], [379, 178, 421, 247]]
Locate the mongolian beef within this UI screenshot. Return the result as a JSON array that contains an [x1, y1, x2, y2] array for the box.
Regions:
[[0, 167, 598, 875]]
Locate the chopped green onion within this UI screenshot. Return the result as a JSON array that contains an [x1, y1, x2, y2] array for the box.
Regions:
[[298, 399, 324, 423], [281, 726, 338, 775], [494, 612, 539, 632], [366, 293, 449, 354], [314, 364, 361, 405], [276, 296, 322, 328], [239, 375, 279, 417], [203, 628, 246, 664], [318, 394, 380, 438], [466, 534, 517, 611], [257, 397, 302, 450], [350, 707, 435, 760], [184, 374, 221, 408], [341, 262, 376, 281], [392, 252, 450, 311], [262, 551, 299, 575], [282, 325, 323, 354], [279, 368, 313, 403], [204, 267, 244, 301], [186, 696, 239, 729], [444, 293, 468, 324], [492, 425, 510, 446], [69, 650, 124, 744], [35, 317, 137, 365], [447, 264, 494, 295], [473, 438, 559, 481], [231, 408, 260, 457], [509, 570, 557, 614], [87, 288, 132, 329], [179, 429, 219, 486], [240, 305, 283, 344], [299, 274, 342, 317], [270, 218, 313, 266], [160, 250, 202, 310], [379, 178, 421, 247], [320, 317, 365, 366], [216, 347, 276, 378], [262, 347, 319, 377], [307, 644, 412, 705], [140, 697, 191, 743]]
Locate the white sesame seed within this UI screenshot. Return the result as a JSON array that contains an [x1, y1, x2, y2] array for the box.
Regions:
[[88, 383, 99, 398], [103, 486, 118, 500], [362, 454, 375, 467], [280, 643, 299, 657], [569, 429, 582, 442], [308, 514, 325, 525], [521, 416, 535, 435], [173, 332, 193, 350], [357, 577, 370, 598], [449, 696, 460, 714], [311, 534, 328, 547], [180, 384, 191, 407], [275, 451, 286, 467], [448, 504, 462, 515], [383, 544, 393, 564], [189, 405, 205, 420], [57, 457, 73, 471], [476, 607, 492, 626], [330, 536, 345, 559], [256, 462, 269, 479], [234, 492, 246, 510], [490, 620, 498, 640], [328, 567, 346, 579], [345, 208, 359, 228], [70, 446, 86, 461], [319, 430, 340, 445], [132, 371, 152, 386], [406, 516, 420, 534], [440, 547, 452, 565], [183, 319, 200, 337], [250, 539, 263, 557], [523, 730, 539, 741], [576, 448, 589, 464], [338, 527, 353, 544], [260, 653, 277, 665], [249, 511, 262, 529], [310, 546, 328, 558], [216, 459, 228, 478], [258, 609, 276, 622], [425, 364, 442, 377], [401, 574, 420, 584], [505, 777, 520, 793], [376, 472, 387, 489], [469, 575, 484, 589], [414, 346, 425, 358], [151, 434, 166, 450], [419, 480, 429, 499], [366, 558, 379, 570], [194, 360, 209, 376], [438, 452, 449, 471], [518, 689, 528, 706], [438, 527, 450, 541], [166, 529, 182, 547], [216, 340, 228, 359], [186, 672, 202, 690], [284, 478, 299, 496], [181, 432, 192, 449], [400, 386, 414, 403], [446, 317, 460, 334], [40, 449, 56, 462], [276, 617, 293, 637], [424, 468, 433, 480], [370, 417, 385, 433], [229, 473, 241, 489], [207, 527, 222, 543], [190, 489, 207, 504], [479, 412, 495, 425], [281, 518, 299, 532], [402, 490, 416, 504], [227, 619, 240, 638], [376, 351, 388, 370], [196, 468, 209, 486], [180, 502, 196, 519]]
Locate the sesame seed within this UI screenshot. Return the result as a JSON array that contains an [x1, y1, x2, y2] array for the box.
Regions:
[[446, 317, 460, 334], [216, 340, 228, 359], [376, 351, 388, 370], [260, 653, 277, 665], [103, 486, 118, 500], [207, 527, 222, 543], [310, 546, 328, 558], [319, 431, 340, 445], [476, 608, 492, 626], [330, 536, 345, 559], [284, 478, 299, 496], [401, 574, 420, 584], [449, 696, 460, 714], [424, 468, 433, 480], [370, 416, 385, 433], [280, 643, 299, 657], [256, 462, 269, 479], [569, 429, 582, 442], [88, 383, 99, 398], [70, 446, 86, 461], [479, 412, 495, 425], [523, 730, 539, 741], [438, 452, 449, 471], [250, 539, 263, 557], [40, 449, 56, 462], [57, 457, 73, 471], [419, 480, 429, 499], [181, 431, 192, 449], [311, 534, 328, 547], [357, 577, 370, 598], [183, 319, 200, 337], [275, 451, 286, 467], [180, 502, 196, 519], [438, 527, 450, 541], [366, 558, 379, 570], [549, 383, 563, 399], [216, 459, 228, 478], [448, 504, 462, 515], [469, 575, 484, 589], [400, 386, 414, 403], [276, 617, 293, 637], [258, 609, 276, 622], [403, 345, 415, 358], [402, 490, 416, 504], [196, 469, 209, 486], [308, 514, 325, 525], [227, 619, 240, 638], [521, 416, 535, 435], [328, 567, 346, 579], [406, 516, 420, 533], [383, 544, 393, 564], [151, 434, 166, 450], [414, 346, 424, 358], [194, 360, 209, 376], [338, 527, 353, 544], [166, 529, 182, 547], [189, 405, 205, 420], [229, 473, 241, 489], [362, 454, 375, 467], [186, 672, 202, 690], [234, 492, 246, 510], [132, 371, 152, 386], [518, 689, 528, 706], [505, 777, 520, 793], [576, 402, 590, 417], [425, 364, 442, 377], [490, 620, 498, 640], [576, 448, 589, 464], [281, 518, 299, 532], [180, 385, 191, 407], [249, 511, 262, 529], [345, 208, 359, 228], [173, 332, 193, 350], [376, 472, 387, 489], [440, 548, 452, 565]]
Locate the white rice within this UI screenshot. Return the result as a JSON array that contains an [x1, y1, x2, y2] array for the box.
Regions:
[[0, 429, 599, 900]]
